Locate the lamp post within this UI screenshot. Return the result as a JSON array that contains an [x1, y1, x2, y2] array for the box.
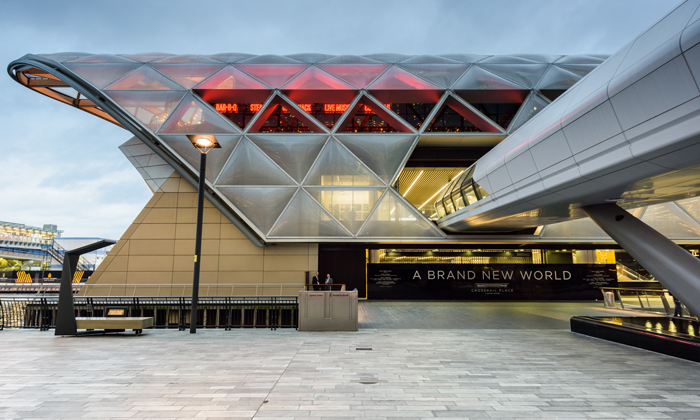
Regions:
[[186, 135, 220, 334]]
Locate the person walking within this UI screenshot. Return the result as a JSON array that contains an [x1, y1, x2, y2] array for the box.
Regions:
[[312, 272, 321, 291], [325, 273, 333, 291], [673, 295, 684, 317]]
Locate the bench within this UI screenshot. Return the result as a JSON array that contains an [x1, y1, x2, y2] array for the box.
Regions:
[[75, 317, 153, 335]]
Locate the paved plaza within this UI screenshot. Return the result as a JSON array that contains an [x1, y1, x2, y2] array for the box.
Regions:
[[2, 302, 700, 419]]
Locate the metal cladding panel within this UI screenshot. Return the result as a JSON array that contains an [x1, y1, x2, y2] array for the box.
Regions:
[[538, 158, 582, 193], [615, 1, 698, 76], [608, 36, 683, 98], [562, 101, 622, 155], [626, 96, 700, 163], [485, 164, 512, 193], [592, 162, 667, 189], [529, 130, 573, 171], [574, 134, 638, 180], [648, 133, 700, 171], [683, 43, 700, 87], [682, 16, 700, 51], [610, 56, 700, 131], [505, 149, 539, 184]]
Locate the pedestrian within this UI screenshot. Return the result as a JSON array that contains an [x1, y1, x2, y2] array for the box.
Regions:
[[325, 273, 333, 291], [673, 295, 683, 317], [312, 272, 321, 291]]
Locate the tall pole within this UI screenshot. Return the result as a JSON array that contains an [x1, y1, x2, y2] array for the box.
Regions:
[[190, 152, 207, 334]]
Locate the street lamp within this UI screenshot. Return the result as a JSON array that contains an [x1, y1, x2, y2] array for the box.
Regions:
[[186, 135, 220, 334]]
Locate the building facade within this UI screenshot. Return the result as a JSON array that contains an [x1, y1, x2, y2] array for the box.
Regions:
[[9, 43, 700, 298]]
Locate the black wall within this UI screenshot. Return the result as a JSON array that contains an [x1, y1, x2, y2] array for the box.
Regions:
[[318, 244, 367, 298]]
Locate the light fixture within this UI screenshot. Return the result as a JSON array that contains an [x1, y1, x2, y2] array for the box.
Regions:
[[184, 135, 221, 334], [187, 135, 221, 154]]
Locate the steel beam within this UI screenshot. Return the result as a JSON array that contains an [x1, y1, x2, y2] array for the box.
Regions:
[[582, 203, 700, 316]]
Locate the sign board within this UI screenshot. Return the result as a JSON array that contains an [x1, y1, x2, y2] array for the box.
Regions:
[[367, 264, 617, 300]]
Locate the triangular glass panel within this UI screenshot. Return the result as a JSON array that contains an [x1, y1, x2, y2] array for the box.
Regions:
[[218, 187, 297, 234], [511, 54, 561, 63], [39, 52, 91, 62], [537, 66, 582, 101], [320, 55, 383, 64], [159, 135, 241, 182], [247, 96, 325, 133], [317, 64, 388, 88], [479, 56, 540, 64], [104, 65, 184, 90], [153, 55, 222, 64], [335, 134, 415, 184], [306, 187, 384, 234], [216, 138, 296, 186], [400, 55, 462, 64], [285, 53, 335, 63], [247, 134, 327, 183], [477, 63, 549, 89], [151, 64, 224, 89], [363, 53, 411, 63], [554, 63, 598, 77], [158, 93, 240, 134], [555, 55, 606, 65], [357, 189, 442, 237], [453, 66, 528, 90], [426, 96, 501, 133], [399, 64, 469, 88], [676, 197, 700, 223], [105, 90, 186, 131], [206, 53, 255, 63], [338, 101, 404, 133], [386, 103, 437, 130], [304, 138, 384, 186], [439, 54, 489, 63], [268, 190, 351, 237], [236, 64, 307, 88], [238, 55, 304, 64], [640, 202, 700, 237], [64, 63, 141, 88], [120, 53, 175, 62], [469, 103, 522, 130], [193, 65, 270, 90], [68, 54, 138, 63], [508, 93, 550, 132], [368, 66, 442, 91], [282, 66, 357, 102]]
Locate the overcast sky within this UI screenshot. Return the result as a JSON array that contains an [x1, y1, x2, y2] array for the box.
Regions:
[[0, 0, 677, 239]]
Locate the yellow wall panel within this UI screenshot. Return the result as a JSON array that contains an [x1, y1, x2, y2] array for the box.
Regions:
[[131, 224, 176, 240], [129, 239, 175, 256], [128, 255, 174, 272]]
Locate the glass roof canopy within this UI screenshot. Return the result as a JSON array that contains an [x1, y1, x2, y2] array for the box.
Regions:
[[8, 53, 605, 243]]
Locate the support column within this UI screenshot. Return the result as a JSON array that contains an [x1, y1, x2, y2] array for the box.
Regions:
[[582, 203, 700, 316]]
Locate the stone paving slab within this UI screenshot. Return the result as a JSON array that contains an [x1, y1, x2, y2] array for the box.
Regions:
[[1, 302, 698, 419]]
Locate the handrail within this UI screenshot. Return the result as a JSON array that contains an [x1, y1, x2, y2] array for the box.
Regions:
[[599, 286, 696, 318], [80, 283, 307, 297]]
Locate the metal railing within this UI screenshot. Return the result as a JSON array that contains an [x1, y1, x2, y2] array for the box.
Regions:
[[79, 283, 307, 297], [0, 295, 299, 331], [600, 286, 695, 317]]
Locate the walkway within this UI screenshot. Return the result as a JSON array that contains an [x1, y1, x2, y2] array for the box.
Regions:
[[1, 302, 697, 419]]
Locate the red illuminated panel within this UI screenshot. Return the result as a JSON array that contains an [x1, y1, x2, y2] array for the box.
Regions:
[[194, 65, 271, 104], [235, 64, 307, 88], [367, 66, 443, 103], [282, 66, 357, 103], [317, 64, 389, 88]]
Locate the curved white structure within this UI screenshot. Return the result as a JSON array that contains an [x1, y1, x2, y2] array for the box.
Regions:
[[439, 0, 700, 232]]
